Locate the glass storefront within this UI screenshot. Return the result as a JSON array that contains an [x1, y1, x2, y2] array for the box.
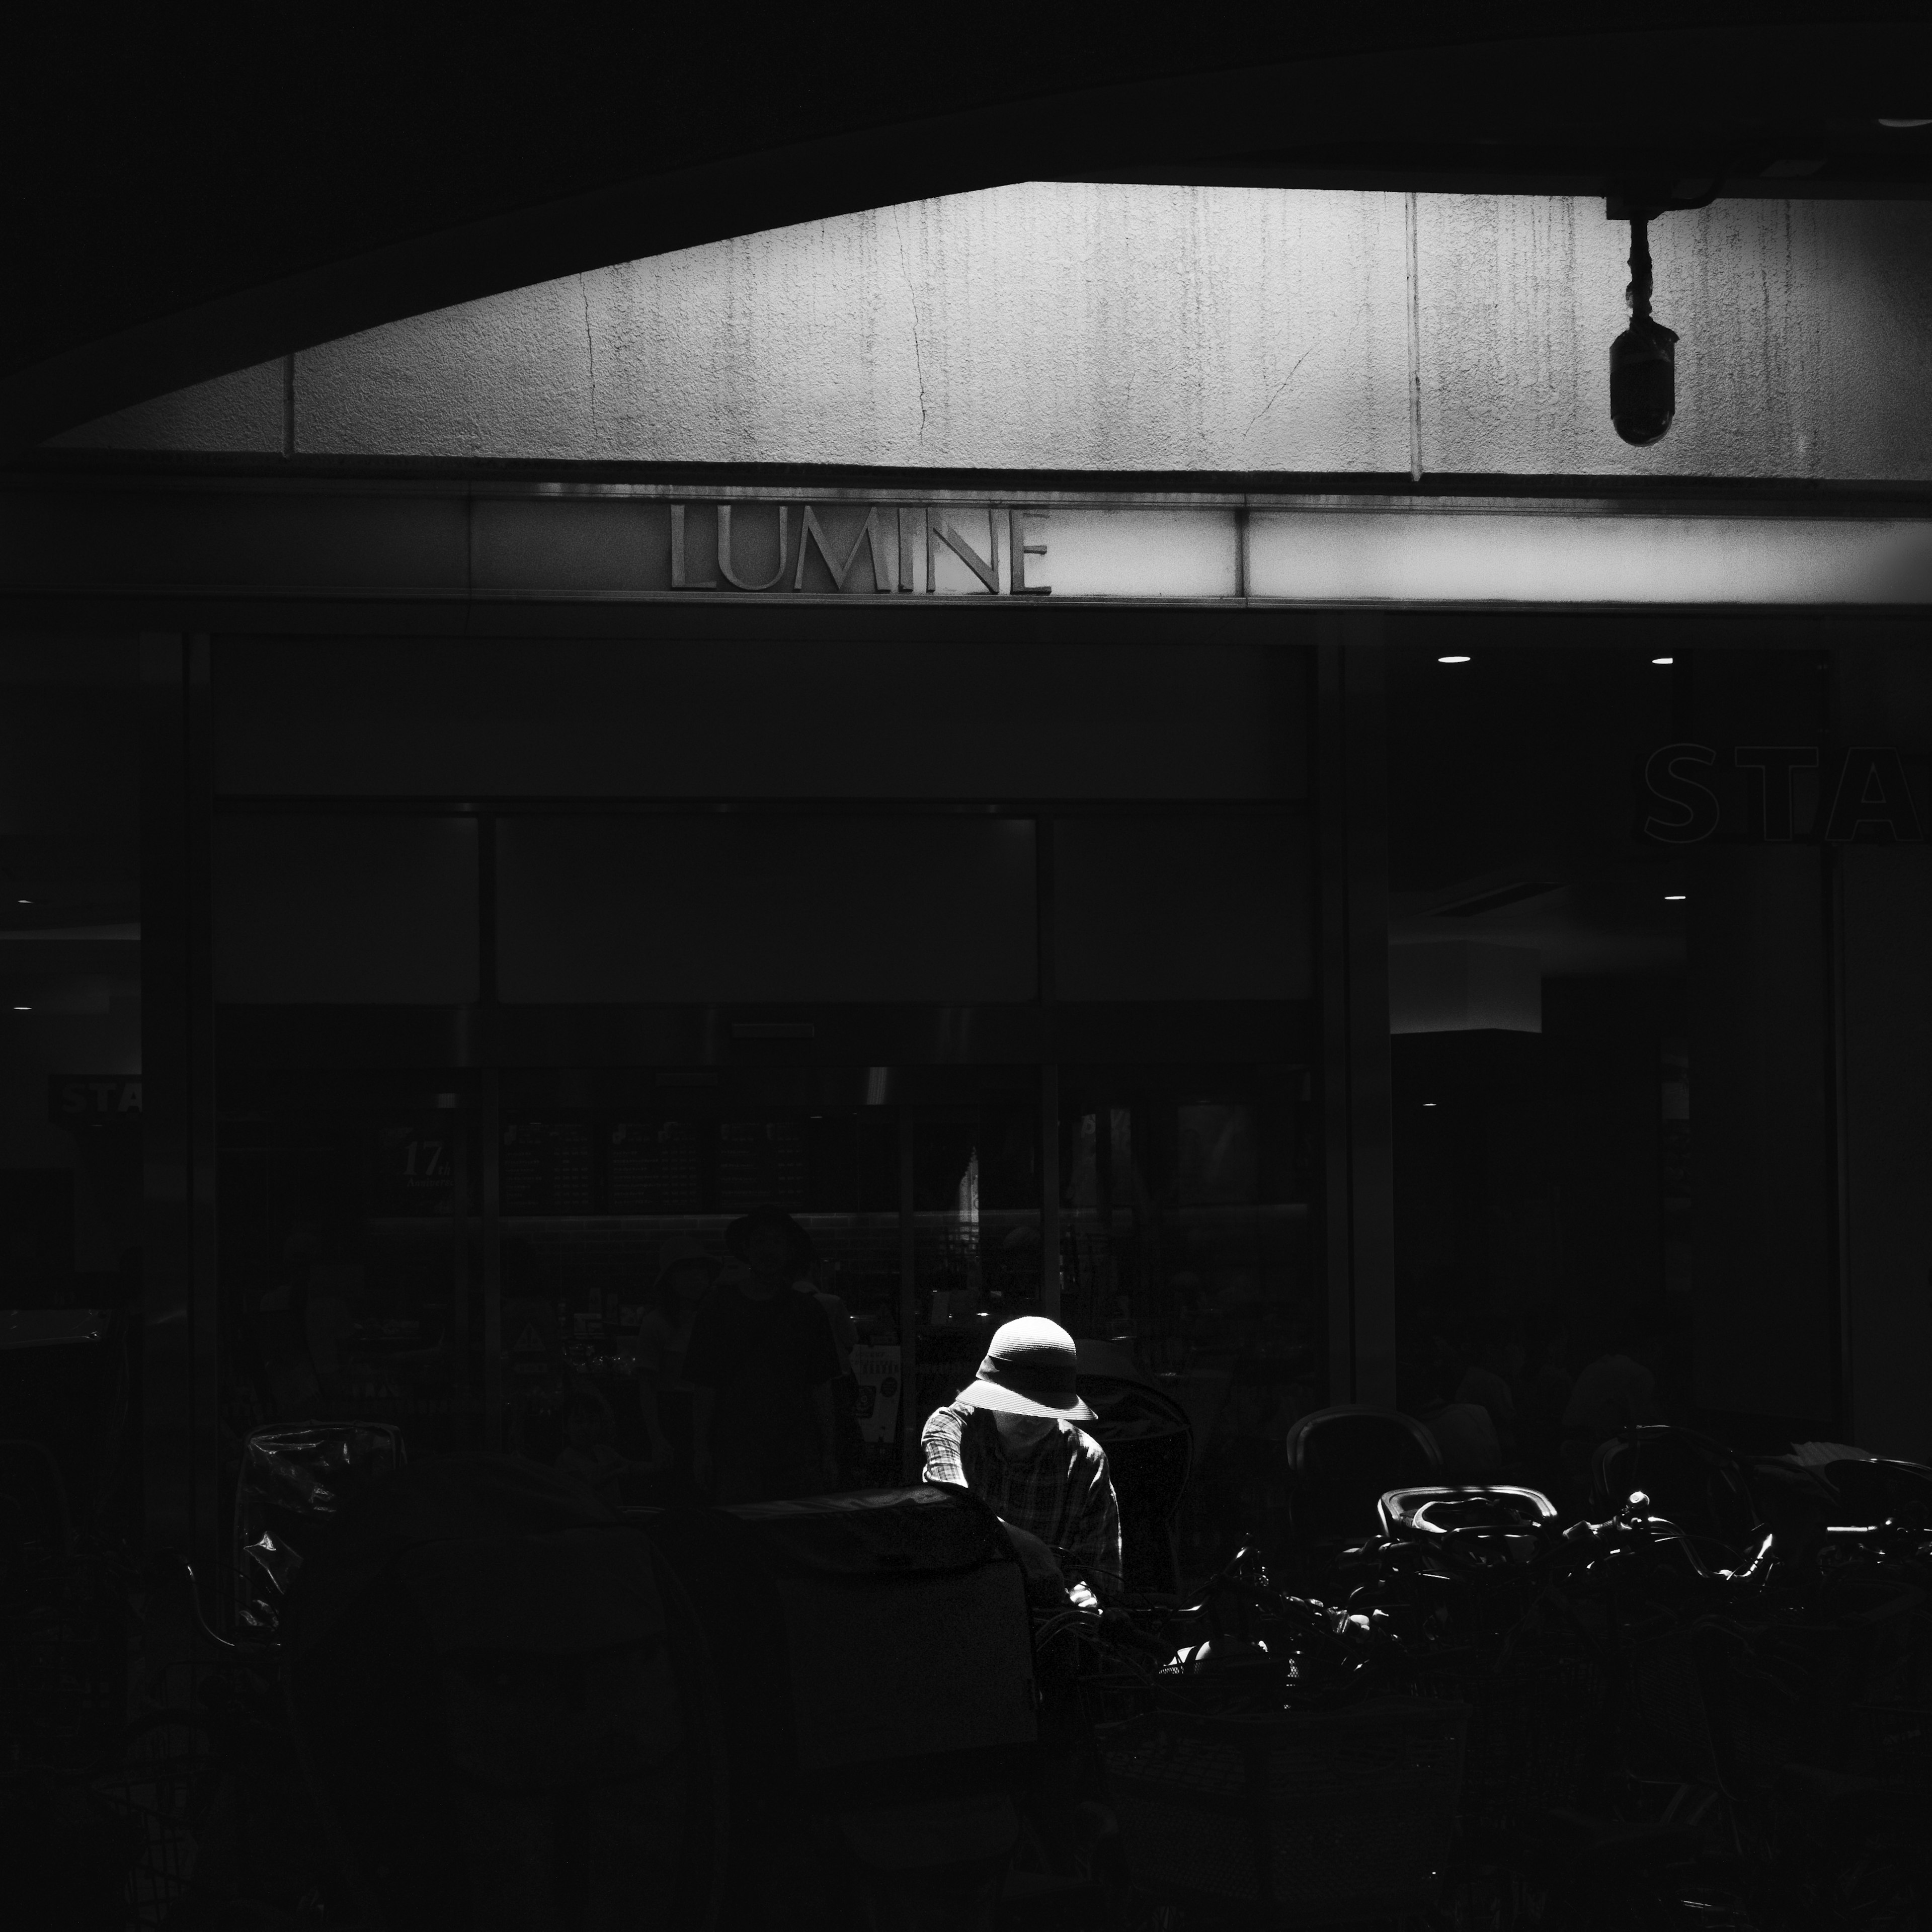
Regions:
[[1383, 624, 1873, 1500], [6, 597, 1920, 1605], [0, 638, 143, 1557], [191, 627, 1316, 1587], [182, 617, 1921, 1585]]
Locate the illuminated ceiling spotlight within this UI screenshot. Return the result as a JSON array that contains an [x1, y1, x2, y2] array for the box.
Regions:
[[1438, 654, 1472, 664], [1664, 893, 1687, 902], [1652, 656, 1674, 665], [1606, 182, 1718, 447]]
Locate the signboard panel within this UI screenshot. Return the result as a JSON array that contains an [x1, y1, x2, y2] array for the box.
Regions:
[[11, 482, 1932, 611], [471, 491, 1932, 609]]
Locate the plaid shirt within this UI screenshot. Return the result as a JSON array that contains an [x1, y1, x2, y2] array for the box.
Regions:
[[921, 1401, 1122, 1595]]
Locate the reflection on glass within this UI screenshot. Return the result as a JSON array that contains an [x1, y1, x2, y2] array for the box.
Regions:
[[908, 1103, 1042, 1467], [492, 1097, 908, 1493], [218, 1096, 479, 1462], [1059, 1071, 1319, 1582]]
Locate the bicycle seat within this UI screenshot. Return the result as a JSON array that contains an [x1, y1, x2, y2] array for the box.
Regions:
[[1377, 1485, 1558, 1538], [1376, 1485, 1557, 1572]]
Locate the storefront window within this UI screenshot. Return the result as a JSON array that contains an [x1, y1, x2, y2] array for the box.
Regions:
[[493, 1072, 915, 1488], [217, 1076, 480, 1457], [1385, 628, 1845, 1493], [0, 637, 143, 1555], [1059, 1069, 1315, 1573], [203, 629, 1314, 1593]]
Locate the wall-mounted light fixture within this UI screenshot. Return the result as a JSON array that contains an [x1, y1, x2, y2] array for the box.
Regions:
[[1606, 182, 1719, 447]]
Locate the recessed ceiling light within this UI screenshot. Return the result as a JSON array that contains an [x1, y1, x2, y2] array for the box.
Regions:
[[1652, 656, 1674, 665], [1438, 655, 1471, 665], [15, 899, 28, 906], [1879, 119, 1932, 129], [1423, 1102, 1437, 1108], [1665, 893, 1686, 901], [12, 1005, 28, 1012]]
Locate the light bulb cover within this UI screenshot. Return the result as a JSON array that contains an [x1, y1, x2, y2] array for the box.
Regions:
[[1611, 317, 1679, 446]]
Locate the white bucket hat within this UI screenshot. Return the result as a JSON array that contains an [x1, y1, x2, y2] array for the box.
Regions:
[[956, 1316, 1096, 1423]]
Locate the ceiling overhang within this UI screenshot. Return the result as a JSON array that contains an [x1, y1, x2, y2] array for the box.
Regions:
[[6, 16, 1929, 453]]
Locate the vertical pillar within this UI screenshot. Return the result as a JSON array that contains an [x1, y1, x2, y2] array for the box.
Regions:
[[477, 814, 503, 1451], [1316, 622, 1395, 1407], [1835, 845, 1932, 1460], [1686, 844, 1835, 1428], [481, 1067, 503, 1451], [447, 1089, 471, 1441], [898, 1116, 918, 1483], [140, 634, 218, 1577], [1036, 816, 1061, 1318], [1830, 638, 1932, 1460]]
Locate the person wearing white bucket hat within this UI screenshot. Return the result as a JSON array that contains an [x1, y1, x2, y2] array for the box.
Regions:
[[920, 1316, 1122, 1605]]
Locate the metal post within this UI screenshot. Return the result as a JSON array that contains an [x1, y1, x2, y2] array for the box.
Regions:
[[481, 1067, 503, 1452], [1039, 1071, 1061, 1319], [1036, 816, 1060, 1318], [448, 1088, 471, 1445], [1315, 623, 1396, 1408], [140, 633, 218, 1581], [477, 813, 503, 1452], [898, 1112, 917, 1483]]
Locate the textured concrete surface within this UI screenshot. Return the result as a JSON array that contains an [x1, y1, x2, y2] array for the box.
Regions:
[[1417, 196, 1932, 479], [288, 184, 1412, 470], [53, 356, 282, 453], [48, 186, 1932, 478]]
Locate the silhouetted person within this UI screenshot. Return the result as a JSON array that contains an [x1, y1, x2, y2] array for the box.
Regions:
[[1557, 1299, 1672, 1498], [794, 1258, 860, 1488], [1454, 1314, 1524, 1463], [1515, 1310, 1575, 1495], [1563, 1299, 1669, 1443], [634, 1234, 722, 1498], [1413, 1357, 1504, 1481], [686, 1208, 840, 1503], [554, 1382, 646, 1510]]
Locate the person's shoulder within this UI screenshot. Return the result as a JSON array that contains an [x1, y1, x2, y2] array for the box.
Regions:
[[1065, 1421, 1111, 1467]]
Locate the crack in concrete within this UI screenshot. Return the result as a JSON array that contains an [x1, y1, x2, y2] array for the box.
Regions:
[[1244, 345, 1315, 438], [891, 206, 929, 446], [578, 275, 598, 449]]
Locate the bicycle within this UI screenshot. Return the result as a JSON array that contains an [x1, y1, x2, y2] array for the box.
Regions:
[[82, 1556, 365, 1932]]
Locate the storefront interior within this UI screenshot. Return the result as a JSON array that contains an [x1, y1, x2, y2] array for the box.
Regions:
[[0, 610, 1905, 1590]]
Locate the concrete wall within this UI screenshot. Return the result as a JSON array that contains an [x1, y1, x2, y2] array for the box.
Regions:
[[52, 185, 1932, 478]]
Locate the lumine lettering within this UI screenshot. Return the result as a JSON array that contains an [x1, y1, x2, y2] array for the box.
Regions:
[[670, 503, 1051, 596]]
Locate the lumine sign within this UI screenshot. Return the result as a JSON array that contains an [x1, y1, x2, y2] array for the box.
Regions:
[[670, 503, 1051, 595]]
